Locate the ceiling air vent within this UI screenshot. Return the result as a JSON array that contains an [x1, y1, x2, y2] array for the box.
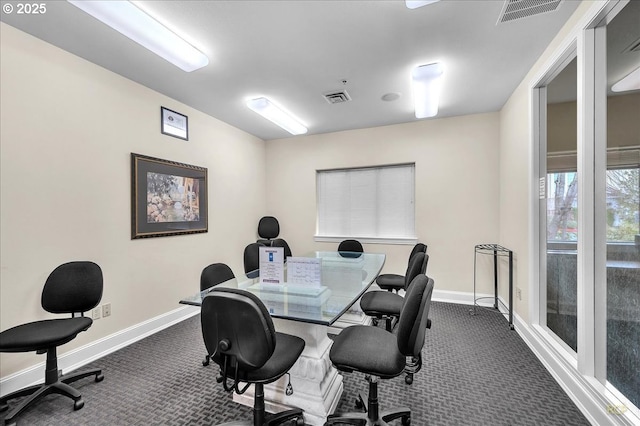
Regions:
[[497, 0, 563, 24], [323, 90, 351, 104], [623, 37, 640, 54]]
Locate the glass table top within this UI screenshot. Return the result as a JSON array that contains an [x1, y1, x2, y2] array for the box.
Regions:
[[179, 251, 385, 326]]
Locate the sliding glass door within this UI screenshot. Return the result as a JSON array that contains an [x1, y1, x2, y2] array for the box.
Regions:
[[535, 1, 639, 418], [541, 57, 579, 353], [603, 0, 640, 410]]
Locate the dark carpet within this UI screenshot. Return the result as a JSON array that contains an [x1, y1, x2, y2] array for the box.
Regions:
[[1, 302, 591, 425]]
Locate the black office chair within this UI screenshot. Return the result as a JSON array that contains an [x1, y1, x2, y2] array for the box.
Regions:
[[199, 263, 235, 367], [271, 238, 292, 259], [360, 251, 427, 332], [0, 261, 104, 425], [201, 287, 305, 426], [326, 274, 434, 426], [338, 239, 364, 258], [244, 242, 264, 278], [257, 216, 280, 246], [376, 243, 427, 293]]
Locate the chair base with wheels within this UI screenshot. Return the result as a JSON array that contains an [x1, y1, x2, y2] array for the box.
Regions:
[[217, 383, 304, 426], [328, 375, 411, 426], [0, 346, 103, 425]]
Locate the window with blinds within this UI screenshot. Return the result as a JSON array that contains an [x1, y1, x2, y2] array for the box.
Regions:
[[316, 163, 416, 242]]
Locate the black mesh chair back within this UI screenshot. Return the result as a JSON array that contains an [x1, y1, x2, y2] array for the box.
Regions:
[[409, 242, 427, 260], [199, 262, 236, 366], [202, 288, 276, 374], [201, 287, 305, 425], [397, 275, 434, 358], [0, 261, 105, 424], [200, 262, 235, 292], [338, 239, 363, 258], [403, 251, 426, 291], [257, 216, 280, 245], [244, 242, 263, 278], [271, 238, 292, 259], [42, 261, 103, 314], [421, 253, 430, 274]]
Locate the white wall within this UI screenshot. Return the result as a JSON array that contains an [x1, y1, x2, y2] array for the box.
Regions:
[[265, 113, 501, 295], [0, 23, 266, 377]]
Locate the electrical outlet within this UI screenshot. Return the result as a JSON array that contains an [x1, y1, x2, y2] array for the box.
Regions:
[[516, 288, 522, 301], [92, 307, 101, 320], [102, 303, 111, 318]]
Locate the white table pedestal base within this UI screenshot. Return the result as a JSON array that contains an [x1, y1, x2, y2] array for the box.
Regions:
[[233, 319, 343, 426]]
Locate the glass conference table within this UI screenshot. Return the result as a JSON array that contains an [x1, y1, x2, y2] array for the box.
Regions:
[[180, 251, 385, 425]]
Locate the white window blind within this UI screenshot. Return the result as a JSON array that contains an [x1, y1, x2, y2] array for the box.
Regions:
[[316, 163, 415, 241], [547, 147, 640, 172]]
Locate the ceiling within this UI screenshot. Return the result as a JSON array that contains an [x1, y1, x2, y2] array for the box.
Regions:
[[1, 0, 584, 141]]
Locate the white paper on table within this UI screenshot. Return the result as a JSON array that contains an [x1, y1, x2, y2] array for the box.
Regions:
[[286, 257, 322, 287], [259, 246, 284, 284]]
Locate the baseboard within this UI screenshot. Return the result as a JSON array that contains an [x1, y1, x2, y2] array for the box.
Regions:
[[432, 289, 495, 306], [0, 305, 200, 397]]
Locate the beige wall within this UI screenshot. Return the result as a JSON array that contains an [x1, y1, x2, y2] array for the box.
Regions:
[[265, 113, 501, 295], [0, 23, 267, 376]]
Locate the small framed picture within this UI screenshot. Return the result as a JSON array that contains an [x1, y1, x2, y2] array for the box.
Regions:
[[161, 106, 188, 140]]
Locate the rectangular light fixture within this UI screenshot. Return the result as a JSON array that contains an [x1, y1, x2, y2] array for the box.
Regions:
[[611, 66, 640, 93], [246, 97, 308, 135], [412, 63, 444, 118], [406, 1, 441, 9], [67, 1, 209, 72]]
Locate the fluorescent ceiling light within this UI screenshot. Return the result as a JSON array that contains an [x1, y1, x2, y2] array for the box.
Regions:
[[67, 1, 209, 72], [611, 66, 640, 93], [246, 98, 308, 135], [412, 63, 444, 119], [406, 0, 441, 9]]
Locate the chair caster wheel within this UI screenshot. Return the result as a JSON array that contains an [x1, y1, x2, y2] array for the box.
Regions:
[[355, 398, 364, 409], [405, 374, 413, 385], [74, 399, 85, 410], [401, 415, 411, 426], [203, 355, 210, 366], [95, 373, 104, 382], [295, 416, 305, 426], [372, 318, 379, 326]]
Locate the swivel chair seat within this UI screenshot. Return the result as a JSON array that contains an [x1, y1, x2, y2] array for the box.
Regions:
[[201, 287, 305, 426], [0, 261, 104, 425], [326, 274, 435, 426]]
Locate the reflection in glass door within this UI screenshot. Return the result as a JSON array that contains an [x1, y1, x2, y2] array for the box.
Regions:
[[604, 1, 640, 409], [545, 58, 578, 351]]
